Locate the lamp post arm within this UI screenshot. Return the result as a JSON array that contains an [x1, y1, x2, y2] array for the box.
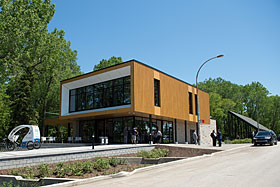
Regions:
[[196, 56, 217, 85]]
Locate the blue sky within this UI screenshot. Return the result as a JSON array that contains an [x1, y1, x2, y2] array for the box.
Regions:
[[48, 0, 280, 95]]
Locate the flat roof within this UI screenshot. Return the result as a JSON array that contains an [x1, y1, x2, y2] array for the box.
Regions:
[[61, 59, 208, 93]]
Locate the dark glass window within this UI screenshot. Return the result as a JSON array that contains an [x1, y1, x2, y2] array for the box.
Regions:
[[195, 94, 198, 115], [69, 90, 76, 112], [189, 92, 193, 114], [69, 76, 131, 113], [154, 79, 160, 107]]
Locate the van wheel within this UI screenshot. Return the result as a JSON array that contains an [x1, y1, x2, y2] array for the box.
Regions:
[[27, 141, 34, 150], [34, 142, 41, 149], [7, 142, 15, 151]]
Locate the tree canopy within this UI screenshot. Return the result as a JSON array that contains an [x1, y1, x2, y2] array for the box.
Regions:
[[93, 56, 123, 71], [0, 0, 81, 137], [198, 78, 280, 135]]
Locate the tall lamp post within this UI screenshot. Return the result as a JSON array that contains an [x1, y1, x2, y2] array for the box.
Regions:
[[196, 54, 224, 145]]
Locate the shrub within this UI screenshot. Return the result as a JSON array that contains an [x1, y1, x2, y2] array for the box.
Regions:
[[137, 150, 150, 158], [38, 164, 52, 178], [224, 138, 251, 144], [82, 160, 94, 173], [11, 169, 20, 176], [137, 148, 169, 158], [93, 158, 111, 171], [108, 157, 118, 167], [118, 158, 128, 165], [21, 167, 34, 179], [70, 162, 84, 176], [55, 163, 70, 178]]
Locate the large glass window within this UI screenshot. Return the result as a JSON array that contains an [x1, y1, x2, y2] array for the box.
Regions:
[[154, 79, 160, 107], [69, 76, 131, 113], [189, 92, 193, 114]]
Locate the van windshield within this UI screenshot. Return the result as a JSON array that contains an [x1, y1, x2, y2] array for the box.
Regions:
[[256, 131, 270, 136]]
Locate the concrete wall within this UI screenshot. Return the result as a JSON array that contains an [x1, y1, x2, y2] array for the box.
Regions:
[[200, 119, 217, 146], [177, 120, 185, 143]]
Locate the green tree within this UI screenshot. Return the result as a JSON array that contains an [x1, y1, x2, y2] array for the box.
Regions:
[[8, 67, 35, 127], [209, 93, 236, 132], [93, 56, 123, 71], [0, 0, 81, 132], [198, 78, 280, 134], [0, 83, 10, 138], [242, 82, 269, 123]]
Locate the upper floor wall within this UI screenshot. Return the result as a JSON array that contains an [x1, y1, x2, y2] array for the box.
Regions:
[[59, 60, 210, 124], [133, 61, 210, 124]]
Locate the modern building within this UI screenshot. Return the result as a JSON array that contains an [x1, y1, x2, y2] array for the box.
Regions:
[[56, 60, 214, 144]]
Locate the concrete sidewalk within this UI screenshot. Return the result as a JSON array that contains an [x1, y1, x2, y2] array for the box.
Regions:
[[0, 142, 250, 160], [0, 144, 150, 160], [0, 144, 154, 170], [0, 143, 251, 170]]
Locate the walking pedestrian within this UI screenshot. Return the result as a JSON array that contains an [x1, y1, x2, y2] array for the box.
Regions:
[[210, 130, 217, 146]]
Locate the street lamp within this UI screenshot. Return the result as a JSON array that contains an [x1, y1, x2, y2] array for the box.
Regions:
[[196, 54, 224, 145]]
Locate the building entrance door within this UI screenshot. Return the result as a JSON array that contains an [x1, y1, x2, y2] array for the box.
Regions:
[[190, 129, 195, 144], [162, 121, 173, 143]]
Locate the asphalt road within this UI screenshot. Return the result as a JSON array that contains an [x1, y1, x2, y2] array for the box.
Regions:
[[78, 144, 280, 187]]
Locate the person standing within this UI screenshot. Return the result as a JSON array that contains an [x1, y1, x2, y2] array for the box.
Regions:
[[193, 131, 197, 145], [210, 130, 217, 146], [131, 128, 138, 144], [156, 129, 162, 144], [217, 129, 222, 147], [251, 131, 255, 144]]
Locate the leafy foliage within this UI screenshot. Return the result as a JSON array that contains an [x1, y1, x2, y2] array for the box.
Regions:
[[137, 148, 169, 158], [198, 78, 280, 134], [0, 0, 81, 137], [93, 56, 123, 71], [224, 138, 252, 144], [93, 158, 111, 171]]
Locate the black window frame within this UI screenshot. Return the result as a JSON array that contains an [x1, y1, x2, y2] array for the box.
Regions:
[[68, 76, 131, 113], [189, 92, 193, 114], [195, 94, 198, 115], [154, 79, 160, 107]]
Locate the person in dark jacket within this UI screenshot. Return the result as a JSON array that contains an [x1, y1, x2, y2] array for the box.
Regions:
[[210, 130, 217, 146], [217, 129, 222, 147]]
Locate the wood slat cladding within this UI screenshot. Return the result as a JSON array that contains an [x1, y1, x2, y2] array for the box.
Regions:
[[132, 61, 210, 124]]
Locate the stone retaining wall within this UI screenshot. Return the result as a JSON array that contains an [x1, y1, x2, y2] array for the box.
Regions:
[[0, 146, 154, 170]]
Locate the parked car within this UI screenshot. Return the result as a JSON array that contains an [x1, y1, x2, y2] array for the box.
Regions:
[[278, 134, 280, 141], [253, 130, 277, 146]]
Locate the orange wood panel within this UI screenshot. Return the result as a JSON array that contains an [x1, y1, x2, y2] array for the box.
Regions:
[[133, 62, 155, 114], [132, 61, 210, 123]]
